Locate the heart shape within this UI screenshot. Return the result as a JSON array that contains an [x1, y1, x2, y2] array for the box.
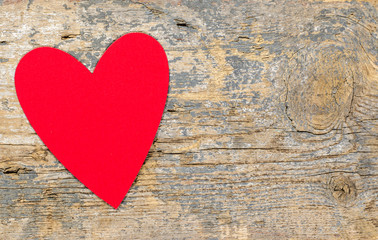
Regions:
[[15, 33, 169, 208]]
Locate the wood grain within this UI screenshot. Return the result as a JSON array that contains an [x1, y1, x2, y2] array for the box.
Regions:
[[0, 0, 377, 239]]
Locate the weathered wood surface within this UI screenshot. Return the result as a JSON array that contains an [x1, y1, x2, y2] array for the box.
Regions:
[[0, 0, 377, 239]]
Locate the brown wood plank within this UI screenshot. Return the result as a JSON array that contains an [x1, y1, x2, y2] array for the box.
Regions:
[[0, 0, 377, 239]]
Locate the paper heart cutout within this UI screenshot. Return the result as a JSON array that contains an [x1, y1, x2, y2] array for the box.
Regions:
[[15, 33, 169, 208]]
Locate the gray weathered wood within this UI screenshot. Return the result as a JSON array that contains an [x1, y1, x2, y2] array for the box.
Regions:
[[0, 0, 377, 239]]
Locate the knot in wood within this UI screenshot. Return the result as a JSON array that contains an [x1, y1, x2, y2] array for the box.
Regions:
[[286, 42, 355, 134], [328, 174, 357, 206]]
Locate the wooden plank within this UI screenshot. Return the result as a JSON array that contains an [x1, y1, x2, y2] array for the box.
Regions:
[[0, 0, 377, 239]]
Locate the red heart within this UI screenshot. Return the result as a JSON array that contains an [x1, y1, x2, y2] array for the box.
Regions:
[[15, 33, 169, 209]]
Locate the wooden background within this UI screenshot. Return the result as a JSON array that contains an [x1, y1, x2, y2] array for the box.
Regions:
[[0, 0, 377, 239]]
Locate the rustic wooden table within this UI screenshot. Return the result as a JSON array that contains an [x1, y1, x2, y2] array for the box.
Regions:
[[0, 0, 377, 239]]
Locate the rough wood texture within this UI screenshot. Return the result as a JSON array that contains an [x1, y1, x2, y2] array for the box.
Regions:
[[0, 0, 377, 239]]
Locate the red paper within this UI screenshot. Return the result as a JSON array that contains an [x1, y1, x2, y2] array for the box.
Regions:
[[15, 33, 169, 209]]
